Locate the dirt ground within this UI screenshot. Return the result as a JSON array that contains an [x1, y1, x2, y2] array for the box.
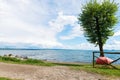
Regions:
[[0, 62, 119, 80]]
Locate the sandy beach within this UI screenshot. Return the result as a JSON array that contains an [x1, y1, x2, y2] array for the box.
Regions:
[[0, 62, 119, 80]]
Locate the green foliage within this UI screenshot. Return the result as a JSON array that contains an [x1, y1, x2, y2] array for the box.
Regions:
[[78, 0, 118, 46]]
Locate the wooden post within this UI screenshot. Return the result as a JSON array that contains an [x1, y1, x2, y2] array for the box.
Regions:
[[93, 52, 95, 68]]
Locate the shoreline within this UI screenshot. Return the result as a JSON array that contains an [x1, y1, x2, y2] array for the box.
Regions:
[[0, 50, 120, 64]]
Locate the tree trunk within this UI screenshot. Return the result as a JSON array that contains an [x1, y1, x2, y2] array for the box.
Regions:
[[95, 17, 104, 57], [99, 43, 104, 57]]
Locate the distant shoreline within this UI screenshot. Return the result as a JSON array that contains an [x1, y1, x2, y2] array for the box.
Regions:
[[0, 48, 96, 51], [0, 48, 120, 51]]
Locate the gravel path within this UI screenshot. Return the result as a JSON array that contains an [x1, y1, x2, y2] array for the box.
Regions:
[[0, 62, 119, 80]]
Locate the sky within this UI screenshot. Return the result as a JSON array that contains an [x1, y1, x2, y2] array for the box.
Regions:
[[0, 0, 120, 50]]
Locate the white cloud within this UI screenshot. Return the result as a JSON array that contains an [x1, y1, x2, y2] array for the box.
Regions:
[[49, 12, 78, 32], [0, 0, 119, 50], [0, 0, 84, 48], [114, 31, 120, 36], [60, 39, 120, 50], [104, 40, 120, 50], [112, 40, 120, 44], [0, 17, 63, 48], [77, 43, 99, 50], [51, 0, 82, 15], [60, 43, 98, 50], [60, 24, 84, 40], [0, 0, 64, 48], [49, 12, 83, 40], [63, 39, 120, 50]]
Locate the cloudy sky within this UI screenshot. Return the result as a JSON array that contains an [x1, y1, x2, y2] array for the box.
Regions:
[[0, 0, 120, 50]]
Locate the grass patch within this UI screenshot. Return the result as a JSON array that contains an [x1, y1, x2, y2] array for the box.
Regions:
[[0, 56, 54, 66], [0, 77, 11, 80], [0, 56, 21, 62], [53, 62, 84, 67], [70, 64, 120, 77], [21, 58, 54, 66], [0, 77, 19, 80], [53, 62, 120, 77]]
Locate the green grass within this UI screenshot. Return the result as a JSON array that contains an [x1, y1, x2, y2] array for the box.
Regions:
[[0, 56, 54, 66], [52, 62, 120, 77], [0, 56, 120, 78], [0, 77, 11, 80], [0, 77, 19, 80], [70, 64, 120, 77]]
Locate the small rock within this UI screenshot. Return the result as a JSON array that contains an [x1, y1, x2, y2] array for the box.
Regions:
[[8, 54, 12, 57]]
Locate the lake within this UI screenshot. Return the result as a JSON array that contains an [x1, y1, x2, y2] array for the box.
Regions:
[[0, 49, 120, 64]]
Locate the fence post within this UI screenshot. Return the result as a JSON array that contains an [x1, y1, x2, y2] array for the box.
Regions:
[[93, 52, 95, 68]]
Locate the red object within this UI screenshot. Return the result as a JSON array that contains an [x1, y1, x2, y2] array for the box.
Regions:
[[96, 57, 113, 65]]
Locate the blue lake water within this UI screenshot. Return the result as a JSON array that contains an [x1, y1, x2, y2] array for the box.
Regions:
[[0, 49, 120, 64]]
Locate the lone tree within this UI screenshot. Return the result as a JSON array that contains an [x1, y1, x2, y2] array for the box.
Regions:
[[78, 0, 118, 57]]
